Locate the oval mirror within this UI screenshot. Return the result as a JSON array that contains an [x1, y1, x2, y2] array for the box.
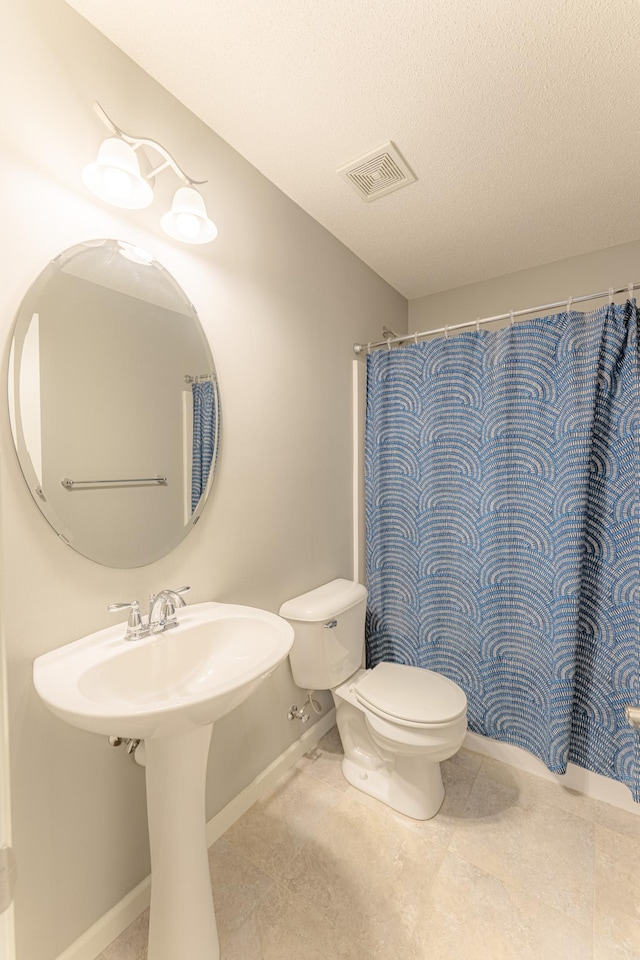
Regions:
[[8, 239, 220, 567]]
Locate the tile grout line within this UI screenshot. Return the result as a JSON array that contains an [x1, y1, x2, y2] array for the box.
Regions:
[[221, 764, 345, 884], [443, 752, 486, 852], [208, 836, 279, 934], [444, 754, 601, 934], [394, 754, 489, 946]]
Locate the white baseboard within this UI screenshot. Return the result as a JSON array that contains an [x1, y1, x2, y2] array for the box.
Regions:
[[56, 710, 336, 960], [55, 877, 152, 960], [205, 708, 336, 846], [464, 730, 640, 816]]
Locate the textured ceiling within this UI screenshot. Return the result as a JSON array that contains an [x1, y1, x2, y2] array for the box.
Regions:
[[63, 0, 640, 299]]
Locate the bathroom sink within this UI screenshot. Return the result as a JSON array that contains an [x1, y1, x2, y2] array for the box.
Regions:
[[34, 599, 295, 960], [33, 601, 294, 739]]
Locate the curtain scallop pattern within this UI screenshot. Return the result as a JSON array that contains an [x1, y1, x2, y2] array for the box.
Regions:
[[191, 380, 216, 513], [365, 301, 640, 800]]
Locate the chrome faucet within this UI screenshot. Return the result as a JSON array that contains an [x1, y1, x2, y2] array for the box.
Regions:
[[148, 586, 190, 634], [108, 586, 190, 640]]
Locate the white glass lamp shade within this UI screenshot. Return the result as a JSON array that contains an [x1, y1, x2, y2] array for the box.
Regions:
[[161, 187, 218, 244], [83, 138, 153, 209]]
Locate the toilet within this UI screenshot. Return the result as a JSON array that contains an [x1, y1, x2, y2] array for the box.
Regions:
[[279, 578, 468, 820]]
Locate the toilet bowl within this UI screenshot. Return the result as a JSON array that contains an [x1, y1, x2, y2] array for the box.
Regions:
[[280, 579, 467, 820]]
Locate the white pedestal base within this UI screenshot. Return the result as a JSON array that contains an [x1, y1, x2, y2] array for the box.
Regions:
[[144, 724, 218, 960]]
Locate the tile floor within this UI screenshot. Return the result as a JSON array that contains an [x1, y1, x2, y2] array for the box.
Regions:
[[98, 726, 640, 960]]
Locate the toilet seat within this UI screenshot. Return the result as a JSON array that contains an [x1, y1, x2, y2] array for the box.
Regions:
[[354, 662, 467, 728]]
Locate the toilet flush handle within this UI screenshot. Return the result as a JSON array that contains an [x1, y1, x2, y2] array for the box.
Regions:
[[324, 620, 338, 629]]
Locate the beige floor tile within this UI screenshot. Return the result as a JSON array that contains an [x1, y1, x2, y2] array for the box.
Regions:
[[223, 765, 343, 877], [594, 910, 640, 960], [594, 823, 640, 947], [479, 755, 596, 821], [449, 763, 595, 924], [278, 787, 446, 956], [208, 837, 275, 936], [411, 851, 592, 960], [95, 751, 636, 960], [99, 910, 149, 960], [220, 880, 356, 960], [444, 745, 484, 781], [595, 798, 640, 840]]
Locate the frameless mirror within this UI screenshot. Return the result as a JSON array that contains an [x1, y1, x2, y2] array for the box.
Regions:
[[8, 239, 220, 567]]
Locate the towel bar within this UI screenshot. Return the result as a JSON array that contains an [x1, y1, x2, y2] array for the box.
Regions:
[[61, 476, 167, 489]]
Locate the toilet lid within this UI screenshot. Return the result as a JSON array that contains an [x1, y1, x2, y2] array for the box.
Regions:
[[355, 662, 467, 725]]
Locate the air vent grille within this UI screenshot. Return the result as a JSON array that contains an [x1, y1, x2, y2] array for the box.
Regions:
[[338, 142, 416, 202]]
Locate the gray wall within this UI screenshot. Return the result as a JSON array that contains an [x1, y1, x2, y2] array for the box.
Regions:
[[0, 2, 407, 957], [409, 239, 640, 332]]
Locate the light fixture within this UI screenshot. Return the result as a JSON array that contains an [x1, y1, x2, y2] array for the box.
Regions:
[[161, 187, 218, 245], [83, 138, 153, 209], [83, 102, 218, 244]]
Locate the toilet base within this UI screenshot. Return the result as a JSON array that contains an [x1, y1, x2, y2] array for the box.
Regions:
[[341, 752, 445, 820], [333, 675, 457, 821]]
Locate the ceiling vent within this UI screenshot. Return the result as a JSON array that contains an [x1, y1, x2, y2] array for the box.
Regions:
[[338, 141, 416, 202]]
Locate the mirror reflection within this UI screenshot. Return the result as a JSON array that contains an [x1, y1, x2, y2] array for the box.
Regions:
[[8, 239, 220, 567]]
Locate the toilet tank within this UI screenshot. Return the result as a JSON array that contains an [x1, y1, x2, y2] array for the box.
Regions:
[[279, 579, 367, 690]]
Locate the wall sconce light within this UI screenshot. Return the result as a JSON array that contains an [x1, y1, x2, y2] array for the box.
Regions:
[[83, 102, 218, 244]]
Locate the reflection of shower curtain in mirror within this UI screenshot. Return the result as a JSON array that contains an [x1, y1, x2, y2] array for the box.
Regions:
[[191, 380, 215, 513]]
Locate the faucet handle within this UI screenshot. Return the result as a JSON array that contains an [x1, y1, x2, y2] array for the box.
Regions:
[[107, 600, 140, 614], [107, 600, 145, 641], [161, 586, 191, 623]]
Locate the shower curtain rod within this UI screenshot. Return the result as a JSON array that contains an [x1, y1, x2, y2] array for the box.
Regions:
[[184, 372, 217, 383], [352, 281, 639, 354]]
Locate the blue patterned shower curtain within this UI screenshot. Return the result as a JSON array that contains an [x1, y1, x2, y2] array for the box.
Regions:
[[191, 380, 216, 513], [365, 301, 640, 800]]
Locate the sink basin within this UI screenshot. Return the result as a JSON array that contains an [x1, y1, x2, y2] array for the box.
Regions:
[[33, 601, 294, 739], [34, 599, 295, 960]]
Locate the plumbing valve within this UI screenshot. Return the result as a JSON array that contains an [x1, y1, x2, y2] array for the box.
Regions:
[[108, 735, 142, 755], [287, 704, 310, 723]]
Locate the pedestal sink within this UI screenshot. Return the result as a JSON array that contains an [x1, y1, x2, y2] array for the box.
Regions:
[[33, 601, 294, 960]]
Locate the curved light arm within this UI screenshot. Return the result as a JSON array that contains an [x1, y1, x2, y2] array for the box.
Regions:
[[92, 101, 207, 187]]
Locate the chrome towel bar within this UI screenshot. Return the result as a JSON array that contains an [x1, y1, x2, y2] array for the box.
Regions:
[[61, 475, 167, 489]]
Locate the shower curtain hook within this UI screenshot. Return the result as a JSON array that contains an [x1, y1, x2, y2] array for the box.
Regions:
[[567, 295, 573, 312], [476, 317, 481, 333], [414, 332, 419, 344], [366, 342, 372, 354], [609, 287, 614, 305], [387, 339, 392, 351], [510, 309, 515, 327], [444, 325, 449, 340], [628, 282, 634, 300]]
